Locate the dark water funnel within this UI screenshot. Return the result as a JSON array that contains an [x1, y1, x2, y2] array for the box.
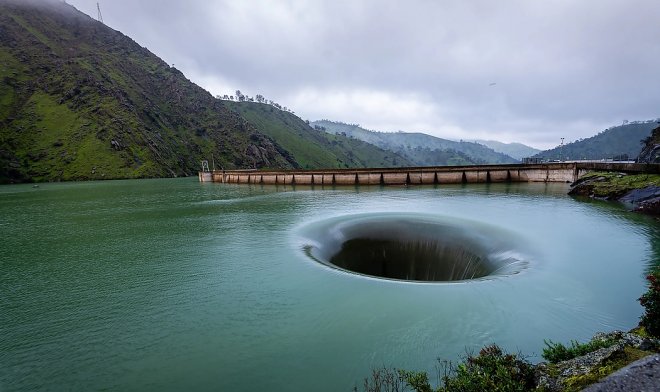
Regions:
[[300, 213, 529, 283]]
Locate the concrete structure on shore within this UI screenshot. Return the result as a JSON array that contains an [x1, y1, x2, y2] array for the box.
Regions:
[[199, 162, 658, 185]]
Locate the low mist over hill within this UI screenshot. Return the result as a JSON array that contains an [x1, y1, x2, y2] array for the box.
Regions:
[[470, 140, 540, 161], [533, 121, 658, 161], [311, 120, 519, 166]]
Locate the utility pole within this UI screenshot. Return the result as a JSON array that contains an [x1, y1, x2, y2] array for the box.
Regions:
[[97, 2, 104, 24], [559, 137, 565, 162]]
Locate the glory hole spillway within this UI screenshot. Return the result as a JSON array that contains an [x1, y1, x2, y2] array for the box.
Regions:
[[1, 177, 658, 392], [300, 213, 529, 283]]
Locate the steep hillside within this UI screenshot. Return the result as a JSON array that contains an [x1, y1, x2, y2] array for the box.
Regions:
[[637, 125, 660, 163], [227, 102, 412, 169], [533, 121, 658, 161], [470, 140, 540, 160], [0, 0, 406, 183], [0, 0, 306, 183], [311, 120, 518, 165]]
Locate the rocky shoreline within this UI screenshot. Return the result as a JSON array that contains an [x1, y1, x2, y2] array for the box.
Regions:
[[558, 169, 660, 390], [568, 172, 660, 216], [535, 330, 659, 391]]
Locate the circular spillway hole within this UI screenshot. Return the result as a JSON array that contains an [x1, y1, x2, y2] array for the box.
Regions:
[[299, 213, 529, 283], [329, 237, 491, 281]]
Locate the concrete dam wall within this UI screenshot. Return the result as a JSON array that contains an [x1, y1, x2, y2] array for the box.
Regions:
[[199, 162, 657, 186]]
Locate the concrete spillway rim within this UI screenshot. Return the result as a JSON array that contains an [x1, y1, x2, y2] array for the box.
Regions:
[[297, 212, 532, 285]]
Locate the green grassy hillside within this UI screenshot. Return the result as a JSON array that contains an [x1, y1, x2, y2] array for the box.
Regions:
[[0, 0, 305, 183], [0, 0, 407, 183], [228, 102, 412, 169]]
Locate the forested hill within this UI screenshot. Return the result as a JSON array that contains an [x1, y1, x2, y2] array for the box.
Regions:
[[227, 102, 412, 169], [0, 0, 405, 183], [311, 120, 519, 165], [533, 121, 659, 161]]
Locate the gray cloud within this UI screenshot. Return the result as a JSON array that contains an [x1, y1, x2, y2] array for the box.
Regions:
[[66, 0, 660, 149]]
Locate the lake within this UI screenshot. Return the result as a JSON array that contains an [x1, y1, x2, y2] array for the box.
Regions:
[[1, 178, 658, 391]]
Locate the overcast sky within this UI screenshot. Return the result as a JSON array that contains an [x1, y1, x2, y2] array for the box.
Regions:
[[64, 0, 659, 149]]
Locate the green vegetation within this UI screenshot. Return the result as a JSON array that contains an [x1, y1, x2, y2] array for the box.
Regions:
[[533, 121, 657, 161], [437, 345, 536, 392], [0, 1, 406, 183], [7, 13, 55, 49], [0, 0, 287, 182], [570, 172, 660, 199], [359, 337, 658, 392], [542, 338, 617, 364], [559, 346, 651, 392], [356, 345, 536, 392], [228, 102, 412, 169], [311, 120, 519, 166], [356, 367, 408, 392], [639, 269, 660, 337]]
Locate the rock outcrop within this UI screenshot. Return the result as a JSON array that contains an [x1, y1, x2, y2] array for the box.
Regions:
[[637, 126, 660, 164], [619, 186, 660, 215], [569, 169, 660, 216], [535, 331, 659, 392], [581, 354, 660, 392]]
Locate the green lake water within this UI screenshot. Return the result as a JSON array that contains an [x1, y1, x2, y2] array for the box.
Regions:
[[1, 178, 658, 391]]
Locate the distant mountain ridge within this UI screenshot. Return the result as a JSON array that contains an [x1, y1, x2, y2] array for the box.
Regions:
[[0, 0, 406, 183], [311, 120, 519, 165], [533, 121, 659, 161], [469, 140, 540, 161]]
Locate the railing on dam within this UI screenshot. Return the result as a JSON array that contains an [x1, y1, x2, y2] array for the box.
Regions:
[[198, 162, 659, 186]]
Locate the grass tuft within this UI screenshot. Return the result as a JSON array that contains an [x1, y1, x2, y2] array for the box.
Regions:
[[542, 338, 618, 364]]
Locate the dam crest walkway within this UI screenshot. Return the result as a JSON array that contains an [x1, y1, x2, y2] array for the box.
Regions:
[[199, 162, 657, 186]]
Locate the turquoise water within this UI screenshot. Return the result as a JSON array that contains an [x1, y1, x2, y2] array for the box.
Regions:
[[1, 178, 657, 391]]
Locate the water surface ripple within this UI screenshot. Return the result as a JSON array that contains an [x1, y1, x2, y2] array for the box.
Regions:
[[1, 179, 657, 391]]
